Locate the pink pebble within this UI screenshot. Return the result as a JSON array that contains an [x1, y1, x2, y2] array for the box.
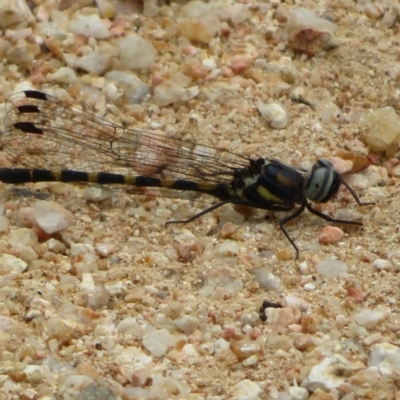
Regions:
[[318, 226, 344, 245], [230, 57, 252, 74]]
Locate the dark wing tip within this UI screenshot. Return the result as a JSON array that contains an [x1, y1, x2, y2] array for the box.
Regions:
[[13, 122, 43, 134], [23, 90, 48, 101]]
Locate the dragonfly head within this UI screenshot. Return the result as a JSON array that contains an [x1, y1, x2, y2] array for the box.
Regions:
[[305, 159, 341, 203]]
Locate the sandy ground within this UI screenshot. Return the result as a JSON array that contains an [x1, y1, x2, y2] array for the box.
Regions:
[[0, 0, 399, 399]]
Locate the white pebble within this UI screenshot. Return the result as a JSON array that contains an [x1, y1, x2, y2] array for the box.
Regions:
[[257, 101, 289, 129], [174, 315, 199, 335], [361, 107, 400, 152], [369, 343, 400, 379], [8, 228, 38, 248], [316, 259, 348, 279], [373, 258, 393, 271], [0, 253, 27, 274], [119, 35, 156, 70], [47, 67, 77, 84], [76, 46, 115, 75], [303, 282, 315, 291], [0, 0, 34, 28], [254, 267, 282, 291], [230, 379, 263, 400], [0, 216, 8, 233], [301, 354, 353, 391], [47, 238, 66, 253], [105, 70, 150, 103], [117, 317, 144, 336], [34, 201, 74, 234], [354, 309, 387, 329], [288, 386, 308, 400], [67, 15, 111, 39], [152, 80, 184, 107], [142, 326, 176, 357]]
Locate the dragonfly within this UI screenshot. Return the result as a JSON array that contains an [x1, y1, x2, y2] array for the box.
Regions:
[[0, 90, 373, 258]]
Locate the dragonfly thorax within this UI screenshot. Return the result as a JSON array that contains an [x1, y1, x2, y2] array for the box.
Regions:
[[304, 159, 341, 203]]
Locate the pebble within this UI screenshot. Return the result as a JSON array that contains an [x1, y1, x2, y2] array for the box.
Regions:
[[46, 67, 77, 84], [382, 6, 398, 27], [0, 0, 34, 28], [76, 44, 117, 75], [119, 35, 156, 70], [257, 101, 289, 129], [301, 354, 354, 391], [67, 15, 111, 39], [354, 309, 388, 329], [174, 315, 199, 335], [95, 242, 116, 257], [6, 41, 40, 69], [152, 80, 184, 107], [95, 0, 116, 19], [105, 71, 150, 103], [34, 201, 74, 234], [318, 226, 344, 245], [254, 267, 283, 291], [8, 228, 38, 248], [0, 253, 27, 274], [178, 14, 220, 43], [142, 326, 177, 357], [117, 317, 144, 337], [47, 238, 66, 253], [369, 343, 400, 379], [0, 216, 9, 232], [215, 239, 239, 257], [265, 306, 301, 329], [199, 266, 243, 298], [360, 107, 400, 152], [372, 258, 393, 271], [230, 338, 262, 360], [288, 386, 309, 400], [230, 379, 264, 400], [285, 8, 338, 55], [315, 259, 348, 279], [364, 3, 384, 20], [0, 315, 18, 331]]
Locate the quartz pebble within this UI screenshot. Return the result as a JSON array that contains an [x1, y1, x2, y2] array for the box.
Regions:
[[178, 14, 220, 43], [230, 379, 263, 400], [117, 317, 144, 336], [257, 101, 289, 129], [373, 258, 393, 271], [152, 80, 184, 107], [254, 267, 283, 291], [354, 309, 388, 329], [47, 67, 78, 84], [360, 107, 400, 152], [316, 259, 348, 279], [8, 228, 38, 248], [199, 267, 243, 298], [285, 8, 338, 55], [0, 0, 34, 28], [142, 326, 177, 357], [0, 253, 27, 274], [301, 354, 355, 391], [174, 315, 199, 335], [369, 343, 400, 379], [67, 15, 111, 39], [105, 71, 150, 103], [76, 43, 117, 75], [119, 35, 156, 70], [34, 201, 74, 234], [230, 338, 262, 359]]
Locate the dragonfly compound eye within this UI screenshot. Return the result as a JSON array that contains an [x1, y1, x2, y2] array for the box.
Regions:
[[305, 160, 341, 203]]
